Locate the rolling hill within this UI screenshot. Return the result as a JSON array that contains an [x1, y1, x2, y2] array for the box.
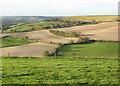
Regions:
[[59, 15, 118, 22]]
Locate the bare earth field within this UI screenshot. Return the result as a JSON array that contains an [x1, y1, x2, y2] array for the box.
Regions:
[[2, 30, 78, 43], [55, 22, 118, 41], [2, 43, 57, 57]]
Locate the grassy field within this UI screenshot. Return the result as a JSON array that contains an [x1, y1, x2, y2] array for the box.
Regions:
[[2, 57, 118, 84], [3, 21, 63, 33], [0, 36, 33, 47], [60, 15, 118, 22], [57, 42, 118, 58]]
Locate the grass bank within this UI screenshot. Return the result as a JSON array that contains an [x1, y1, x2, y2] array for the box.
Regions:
[[0, 36, 34, 47]]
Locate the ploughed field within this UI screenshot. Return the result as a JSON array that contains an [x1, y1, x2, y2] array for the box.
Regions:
[[2, 57, 118, 84], [2, 43, 57, 57], [55, 22, 118, 41], [57, 42, 118, 58], [10, 30, 78, 43]]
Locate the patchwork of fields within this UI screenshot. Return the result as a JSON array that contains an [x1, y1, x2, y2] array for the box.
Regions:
[[1, 22, 118, 57], [1, 16, 119, 85]]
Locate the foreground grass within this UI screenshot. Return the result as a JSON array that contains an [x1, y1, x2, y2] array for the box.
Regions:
[[0, 36, 33, 47], [57, 42, 118, 58], [2, 57, 118, 84]]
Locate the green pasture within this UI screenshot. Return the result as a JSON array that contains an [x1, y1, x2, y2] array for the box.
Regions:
[[57, 42, 118, 58], [2, 57, 118, 84], [0, 36, 33, 47]]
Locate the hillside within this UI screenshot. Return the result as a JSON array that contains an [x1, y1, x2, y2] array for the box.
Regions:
[[2, 15, 119, 33], [59, 15, 118, 22], [2, 16, 62, 27]]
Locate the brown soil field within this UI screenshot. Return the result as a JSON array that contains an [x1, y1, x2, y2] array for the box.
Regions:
[[54, 22, 118, 41], [2, 43, 58, 57], [2, 30, 78, 43]]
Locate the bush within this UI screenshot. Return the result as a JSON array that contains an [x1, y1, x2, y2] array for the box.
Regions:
[[43, 51, 50, 56], [70, 40, 74, 44]]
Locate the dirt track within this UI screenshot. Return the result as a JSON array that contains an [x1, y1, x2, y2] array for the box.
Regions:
[[2, 43, 57, 57], [55, 22, 118, 41]]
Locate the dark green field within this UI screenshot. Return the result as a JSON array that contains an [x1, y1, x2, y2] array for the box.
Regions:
[[0, 36, 33, 47], [57, 42, 118, 58], [2, 57, 118, 84]]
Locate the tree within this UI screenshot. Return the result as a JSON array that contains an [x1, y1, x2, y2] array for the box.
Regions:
[[70, 32, 77, 37], [70, 40, 74, 44], [82, 37, 89, 42], [77, 36, 82, 43], [25, 36, 29, 39]]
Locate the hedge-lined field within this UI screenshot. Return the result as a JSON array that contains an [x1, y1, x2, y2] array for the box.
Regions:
[[2, 57, 118, 84], [0, 36, 33, 47], [57, 42, 118, 58]]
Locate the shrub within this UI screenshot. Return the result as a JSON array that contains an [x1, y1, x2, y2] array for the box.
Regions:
[[43, 51, 50, 56], [70, 40, 74, 44]]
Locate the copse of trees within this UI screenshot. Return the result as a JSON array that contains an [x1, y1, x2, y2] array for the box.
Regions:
[[44, 18, 100, 27], [49, 30, 81, 38]]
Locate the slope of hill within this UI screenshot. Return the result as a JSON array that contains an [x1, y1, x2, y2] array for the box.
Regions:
[[2, 16, 62, 27], [60, 15, 118, 22], [54, 22, 118, 41]]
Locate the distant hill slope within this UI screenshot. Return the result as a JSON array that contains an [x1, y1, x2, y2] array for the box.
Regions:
[[59, 15, 118, 22], [2, 16, 62, 26]]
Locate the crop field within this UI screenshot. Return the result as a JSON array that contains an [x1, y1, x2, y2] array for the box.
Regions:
[[2, 43, 58, 57], [0, 36, 33, 47], [2, 30, 78, 44], [57, 42, 118, 58], [60, 15, 118, 22], [2, 57, 118, 84], [56, 22, 118, 41]]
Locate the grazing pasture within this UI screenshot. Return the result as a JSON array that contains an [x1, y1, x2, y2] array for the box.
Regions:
[[57, 42, 118, 58], [2, 57, 118, 84], [0, 36, 33, 47]]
